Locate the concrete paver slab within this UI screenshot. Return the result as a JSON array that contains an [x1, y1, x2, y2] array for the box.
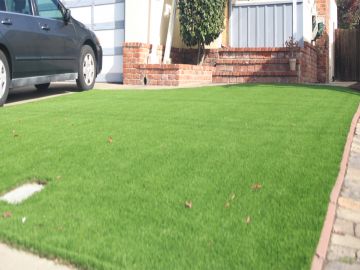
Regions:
[[317, 110, 360, 269]]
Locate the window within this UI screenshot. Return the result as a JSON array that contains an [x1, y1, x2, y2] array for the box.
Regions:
[[6, 0, 32, 14], [0, 0, 6, 11], [36, 0, 63, 20]]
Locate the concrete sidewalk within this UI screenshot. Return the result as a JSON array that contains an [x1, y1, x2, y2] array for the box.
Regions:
[[0, 243, 74, 270], [323, 120, 360, 269]]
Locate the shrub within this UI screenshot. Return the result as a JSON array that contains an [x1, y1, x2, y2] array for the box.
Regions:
[[178, 0, 226, 64]]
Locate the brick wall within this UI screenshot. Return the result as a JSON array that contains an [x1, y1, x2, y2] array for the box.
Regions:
[[123, 43, 213, 86], [212, 47, 299, 84], [138, 64, 214, 86], [123, 42, 319, 85], [123, 43, 151, 85], [299, 42, 318, 83]]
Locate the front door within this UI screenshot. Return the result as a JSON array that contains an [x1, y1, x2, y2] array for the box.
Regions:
[[34, 0, 77, 75]]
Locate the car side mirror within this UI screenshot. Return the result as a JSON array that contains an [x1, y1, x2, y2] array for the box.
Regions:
[[64, 9, 71, 23]]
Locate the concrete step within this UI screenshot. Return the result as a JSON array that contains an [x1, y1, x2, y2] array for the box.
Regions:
[[216, 58, 291, 65], [213, 71, 297, 77], [212, 70, 298, 84], [218, 48, 293, 60]]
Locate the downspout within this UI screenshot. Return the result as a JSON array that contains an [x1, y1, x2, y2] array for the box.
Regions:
[[148, 0, 163, 64], [228, 0, 232, 46], [163, 0, 177, 64], [147, 0, 152, 46], [292, 0, 297, 41]]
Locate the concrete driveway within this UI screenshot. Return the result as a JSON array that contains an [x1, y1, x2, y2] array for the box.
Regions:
[[5, 83, 79, 107], [4, 82, 171, 107]]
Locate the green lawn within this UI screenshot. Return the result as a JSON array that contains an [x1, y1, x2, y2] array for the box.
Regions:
[[0, 84, 359, 270]]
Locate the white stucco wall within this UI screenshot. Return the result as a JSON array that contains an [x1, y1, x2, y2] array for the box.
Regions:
[[124, 0, 150, 43]]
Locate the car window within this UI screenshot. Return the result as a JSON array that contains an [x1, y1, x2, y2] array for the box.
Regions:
[[0, 0, 6, 11], [36, 0, 63, 20], [6, 0, 32, 14]]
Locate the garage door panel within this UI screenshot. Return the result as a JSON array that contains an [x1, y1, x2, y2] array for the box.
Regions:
[[97, 55, 122, 82], [102, 55, 122, 74], [95, 29, 124, 49], [70, 7, 92, 25], [93, 3, 125, 24], [63, 0, 124, 83]]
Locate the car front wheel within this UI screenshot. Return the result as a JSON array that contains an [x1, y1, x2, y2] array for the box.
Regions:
[[76, 45, 96, 91], [0, 51, 10, 107]]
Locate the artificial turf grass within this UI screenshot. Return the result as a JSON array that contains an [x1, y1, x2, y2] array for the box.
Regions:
[[0, 84, 359, 269]]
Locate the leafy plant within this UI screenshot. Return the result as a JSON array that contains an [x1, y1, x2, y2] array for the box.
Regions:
[[285, 36, 299, 58], [337, 0, 360, 29], [178, 0, 226, 64]]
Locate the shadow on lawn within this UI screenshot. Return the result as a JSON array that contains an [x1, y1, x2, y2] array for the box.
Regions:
[[222, 83, 360, 97], [6, 83, 79, 104]]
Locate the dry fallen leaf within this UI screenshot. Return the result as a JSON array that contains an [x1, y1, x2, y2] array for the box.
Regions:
[[185, 200, 192, 209], [3, 211, 12, 218], [229, 192, 236, 201], [245, 216, 251, 224], [224, 202, 230, 208], [56, 175, 62, 180], [108, 136, 113, 144], [251, 183, 262, 190], [12, 130, 19, 138]]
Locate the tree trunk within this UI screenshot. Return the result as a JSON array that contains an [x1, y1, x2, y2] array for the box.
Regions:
[[197, 43, 205, 65], [197, 43, 201, 65], [199, 43, 205, 65]]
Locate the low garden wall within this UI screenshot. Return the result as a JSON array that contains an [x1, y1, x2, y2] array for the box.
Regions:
[[123, 42, 319, 86], [131, 64, 214, 86]]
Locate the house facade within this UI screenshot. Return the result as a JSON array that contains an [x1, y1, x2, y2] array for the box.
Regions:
[[62, 0, 337, 84]]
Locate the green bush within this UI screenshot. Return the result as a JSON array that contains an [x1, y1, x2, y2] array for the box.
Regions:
[[178, 0, 226, 64]]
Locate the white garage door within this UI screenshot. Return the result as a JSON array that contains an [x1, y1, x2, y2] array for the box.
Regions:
[[62, 0, 124, 82]]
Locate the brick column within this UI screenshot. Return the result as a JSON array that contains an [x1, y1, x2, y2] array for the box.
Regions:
[[123, 43, 151, 85], [315, 0, 330, 83]]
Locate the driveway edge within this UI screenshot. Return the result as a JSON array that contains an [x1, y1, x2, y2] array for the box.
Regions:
[[5, 92, 74, 107], [311, 104, 360, 270]]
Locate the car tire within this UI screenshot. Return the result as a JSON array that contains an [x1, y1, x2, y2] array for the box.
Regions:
[[0, 51, 10, 107], [35, 83, 50, 91], [76, 45, 96, 91]]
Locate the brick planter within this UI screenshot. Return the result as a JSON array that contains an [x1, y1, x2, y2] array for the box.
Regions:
[[123, 42, 320, 86], [123, 43, 214, 86], [127, 64, 214, 86]]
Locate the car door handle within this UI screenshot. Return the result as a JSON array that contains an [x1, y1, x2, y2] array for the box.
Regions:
[[1, 19, 12, 25], [41, 25, 50, 31]]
